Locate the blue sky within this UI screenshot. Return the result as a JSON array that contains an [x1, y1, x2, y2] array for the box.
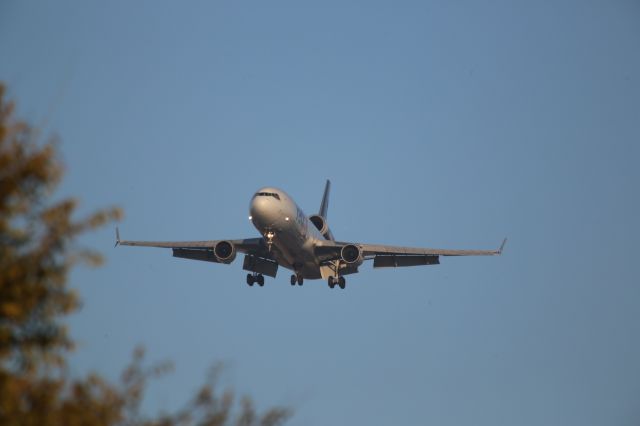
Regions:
[[2, 1, 639, 425]]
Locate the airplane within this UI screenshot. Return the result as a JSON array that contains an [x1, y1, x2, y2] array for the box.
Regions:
[[116, 180, 506, 289]]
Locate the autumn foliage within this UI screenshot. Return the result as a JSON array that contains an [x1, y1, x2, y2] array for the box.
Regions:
[[0, 83, 290, 426]]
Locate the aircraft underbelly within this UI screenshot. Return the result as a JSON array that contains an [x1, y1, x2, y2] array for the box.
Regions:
[[273, 226, 322, 279]]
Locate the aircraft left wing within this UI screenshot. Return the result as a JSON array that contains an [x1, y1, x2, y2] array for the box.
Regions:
[[315, 238, 506, 268]]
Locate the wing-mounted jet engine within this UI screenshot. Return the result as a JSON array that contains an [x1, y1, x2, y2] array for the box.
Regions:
[[172, 240, 236, 264], [340, 244, 364, 266], [213, 241, 236, 263]]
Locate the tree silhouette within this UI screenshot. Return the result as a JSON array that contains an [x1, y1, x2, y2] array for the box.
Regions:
[[0, 83, 290, 426]]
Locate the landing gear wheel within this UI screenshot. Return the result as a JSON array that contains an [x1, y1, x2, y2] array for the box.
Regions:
[[246, 274, 254, 286], [338, 276, 346, 289], [328, 276, 336, 289], [290, 275, 297, 286], [257, 274, 264, 286], [297, 275, 304, 286]]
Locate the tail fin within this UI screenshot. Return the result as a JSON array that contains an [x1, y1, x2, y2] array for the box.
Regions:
[[319, 179, 331, 218]]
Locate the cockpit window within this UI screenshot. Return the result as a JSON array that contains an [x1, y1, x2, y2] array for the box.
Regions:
[[255, 192, 281, 200]]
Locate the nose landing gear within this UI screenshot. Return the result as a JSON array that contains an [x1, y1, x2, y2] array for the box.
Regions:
[[290, 274, 304, 286], [265, 231, 275, 251]]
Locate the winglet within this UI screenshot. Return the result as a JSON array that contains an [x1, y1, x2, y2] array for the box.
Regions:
[[115, 227, 121, 248], [497, 238, 507, 255]]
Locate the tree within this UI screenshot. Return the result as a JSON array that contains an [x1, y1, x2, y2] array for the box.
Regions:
[[0, 83, 290, 426]]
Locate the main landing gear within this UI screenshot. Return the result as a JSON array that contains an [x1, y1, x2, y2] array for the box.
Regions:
[[327, 276, 346, 289], [246, 273, 264, 287], [290, 274, 304, 286]]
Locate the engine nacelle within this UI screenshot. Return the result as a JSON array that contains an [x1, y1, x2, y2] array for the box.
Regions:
[[214, 241, 236, 264], [341, 244, 364, 265], [309, 214, 334, 240], [309, 214, 328, 234]]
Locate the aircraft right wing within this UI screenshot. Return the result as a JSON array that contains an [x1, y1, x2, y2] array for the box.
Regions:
[[115, 227, 273, 265]]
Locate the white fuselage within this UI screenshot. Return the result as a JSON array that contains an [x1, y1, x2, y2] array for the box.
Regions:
[[249, 187, 327, 279]]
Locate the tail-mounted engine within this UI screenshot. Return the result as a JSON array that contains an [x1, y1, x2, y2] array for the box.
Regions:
[[213, 241, 236, 263], [309, 214, 335, 240], [340, 244, 364, 266]]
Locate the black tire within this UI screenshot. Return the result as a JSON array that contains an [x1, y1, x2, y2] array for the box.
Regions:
[[338, 276, 346, 289], [297, 276, 304, 286], [290, 275, 296, 285], [257, 274, 264, 286], [246, 274, 254, 286], [328, 277, 335, 288]]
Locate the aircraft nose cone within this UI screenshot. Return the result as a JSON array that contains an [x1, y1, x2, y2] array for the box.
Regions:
[[249, 196, 278, 228]]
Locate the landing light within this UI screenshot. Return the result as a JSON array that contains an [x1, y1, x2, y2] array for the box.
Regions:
[[285, 217, 289, 221], [248, 215, 252, 220]]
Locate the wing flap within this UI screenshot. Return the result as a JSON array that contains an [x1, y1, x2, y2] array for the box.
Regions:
[[243, 255, 279, 278], [120, 240, 218, 249], [373, 255, 440, 268], [173, 248, 221, 263]]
